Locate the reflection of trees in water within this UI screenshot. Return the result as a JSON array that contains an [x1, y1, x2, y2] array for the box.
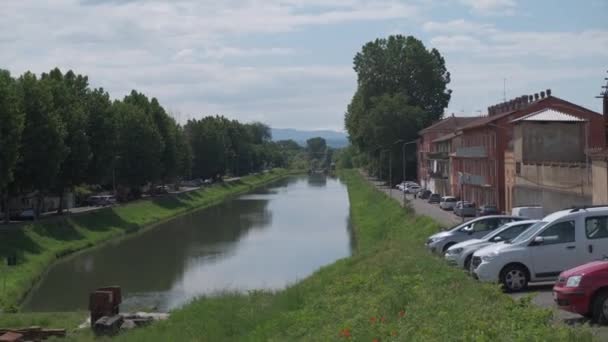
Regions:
[[345, 215, 357, 255], [307, 174, 327, 187], [23, 197, 273, 311]]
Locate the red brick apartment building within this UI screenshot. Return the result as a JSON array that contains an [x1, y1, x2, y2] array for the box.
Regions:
[[451, 91, 605, 212], [417, 115, 478, 192]]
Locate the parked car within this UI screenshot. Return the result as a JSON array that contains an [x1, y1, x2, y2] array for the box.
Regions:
[[406, 185, 421, 194], [454, 202, 477, 217], [418, 190, 432, 199], [425, 215, 525, 254], [471, 206, 608, 292], [439, 196, 458, 210], [553, 260, 608, 323], [444, 220, 538, 270], [428, 193, 441, 204], [87, 195, 117, 206], [16, 208, 35, 220], [512, 206, 544, 220], [478, 204, 500, 216]]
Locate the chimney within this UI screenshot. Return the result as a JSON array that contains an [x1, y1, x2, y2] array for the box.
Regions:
[[534, 93, 540, 101], [546, 89, 552, 97], [541, 91, 546, 98], [529, 95, 534, 102]]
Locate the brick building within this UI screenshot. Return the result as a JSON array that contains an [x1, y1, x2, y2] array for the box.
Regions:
[[452, 91, 605, 212], [417, 115, 477, 193]]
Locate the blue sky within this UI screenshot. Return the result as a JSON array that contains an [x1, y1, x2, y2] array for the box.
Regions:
[[1, 0, 607, 131]]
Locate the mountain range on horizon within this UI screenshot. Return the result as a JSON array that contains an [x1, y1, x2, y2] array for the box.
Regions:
[[271, 128, 349, 148]]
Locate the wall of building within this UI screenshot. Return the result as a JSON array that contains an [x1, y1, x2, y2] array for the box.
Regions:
[[518, 122, 585, 162], [513, 185, 591, 215], [592, 159, 608, 205], [504, 151, 515, 214]]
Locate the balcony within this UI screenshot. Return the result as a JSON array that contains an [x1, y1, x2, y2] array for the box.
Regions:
[[427, 151, 449, 160], [453, 146, 487, 158]]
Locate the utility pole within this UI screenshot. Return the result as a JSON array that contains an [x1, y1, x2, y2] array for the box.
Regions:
[[503, 78, 507, 102]]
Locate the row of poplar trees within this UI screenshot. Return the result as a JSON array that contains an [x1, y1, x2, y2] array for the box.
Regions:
[[0, 68, 292, 220]]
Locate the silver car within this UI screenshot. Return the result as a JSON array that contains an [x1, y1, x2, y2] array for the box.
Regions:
[[425, 216, 526, 255], [444, 220, 538, 270]]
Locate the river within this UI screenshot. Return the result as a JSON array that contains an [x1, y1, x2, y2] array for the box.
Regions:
[[22, 175, 353, 312]]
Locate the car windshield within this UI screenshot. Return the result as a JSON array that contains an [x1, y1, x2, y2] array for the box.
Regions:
[[508, 221, 547, 244], [480, 224, 509, 240]]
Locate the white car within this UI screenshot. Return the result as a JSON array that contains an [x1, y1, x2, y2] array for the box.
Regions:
[[444, 220, 538, 270], [425, 215, 525, 255], [439, 196, 458, 210], [406, 185, 421, 194], [471, 206, 608, 292]]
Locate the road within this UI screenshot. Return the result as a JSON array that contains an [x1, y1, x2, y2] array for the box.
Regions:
[[365, 174, 608, 339]]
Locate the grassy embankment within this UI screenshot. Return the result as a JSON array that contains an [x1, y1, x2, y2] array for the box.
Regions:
[[64, 170, 590, 341], [0, 169, 291, 313]]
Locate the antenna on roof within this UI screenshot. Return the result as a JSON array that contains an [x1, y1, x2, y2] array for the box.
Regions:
[[503, 78, 507, 102]]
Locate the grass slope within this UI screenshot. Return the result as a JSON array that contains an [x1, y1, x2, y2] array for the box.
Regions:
[[82, 170, 591, 341], [0, 170, 290, 312]]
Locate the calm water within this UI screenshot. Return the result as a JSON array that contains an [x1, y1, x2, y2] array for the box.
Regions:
[[22, 175, 353, 312]]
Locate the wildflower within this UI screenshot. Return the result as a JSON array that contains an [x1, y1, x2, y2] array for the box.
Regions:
[[391, 331, 398, 336], [373, 339, 380, 342], [380, 316, 386, 323], [370, 317, 377, 324], [340, 328, 351, 338], [399, 310, 406, 317]]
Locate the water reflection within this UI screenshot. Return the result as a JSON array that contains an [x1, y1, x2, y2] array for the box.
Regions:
[[22, 176, 352, 312]]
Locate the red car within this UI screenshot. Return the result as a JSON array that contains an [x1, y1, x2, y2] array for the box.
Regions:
[[553, 261, 608, 323]]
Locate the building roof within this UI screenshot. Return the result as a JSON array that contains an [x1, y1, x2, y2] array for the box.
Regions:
[[418, 116, 479, 134], [511, 108, 587, 123], [432, 132, 457, 143]]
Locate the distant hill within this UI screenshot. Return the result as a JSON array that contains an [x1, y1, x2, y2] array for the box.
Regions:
[[271, 128, 349, 148]]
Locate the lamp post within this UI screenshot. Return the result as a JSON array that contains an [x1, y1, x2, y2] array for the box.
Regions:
[[400, 139, 418, 205]]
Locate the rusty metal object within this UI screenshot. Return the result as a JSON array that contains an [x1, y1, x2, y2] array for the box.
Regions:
[[89, 286, 122, 326], [0, 327, 65, 341], [0, 332, 23, 342], [93, 315, 124, 336]]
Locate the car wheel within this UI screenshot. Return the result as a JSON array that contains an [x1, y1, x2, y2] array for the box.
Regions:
[[442, 242, 456, 254], [500, 264, 528, 292], [463, 254, 472, 271], [592, 290, 608, 324]]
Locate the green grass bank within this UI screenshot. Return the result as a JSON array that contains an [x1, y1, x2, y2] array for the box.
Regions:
[[0, 169, 291, 312], [62, 170, 589, 341]]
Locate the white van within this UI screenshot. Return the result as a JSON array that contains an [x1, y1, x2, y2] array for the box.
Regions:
[[511, 206, 544, 220], [472, 206, 608, 292]]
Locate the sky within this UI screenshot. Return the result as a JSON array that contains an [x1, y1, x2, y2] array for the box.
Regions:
[[1, 0, 607, 131]]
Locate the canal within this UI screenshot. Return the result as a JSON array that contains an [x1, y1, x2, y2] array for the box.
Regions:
[[22, 175, 353, 312]]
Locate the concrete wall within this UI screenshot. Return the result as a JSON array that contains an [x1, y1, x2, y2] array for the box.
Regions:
[[592, 159, 608, 205], [518, 122, 585, 163], [513, 185, 591, 215]]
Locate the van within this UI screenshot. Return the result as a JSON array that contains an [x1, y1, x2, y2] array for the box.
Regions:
[[472, 206, 608, 292], [512, 206, 544, 220]]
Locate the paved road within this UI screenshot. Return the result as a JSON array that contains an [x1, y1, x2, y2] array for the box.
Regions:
[[365, 174, 608, 338]]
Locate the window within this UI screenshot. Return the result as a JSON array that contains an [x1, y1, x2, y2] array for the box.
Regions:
[[472, 219, 501, 232], [538, 221, 575, 245], [494, 224, 530, 242], [586, 216, 608, 240], [515, 162, 521, 175]]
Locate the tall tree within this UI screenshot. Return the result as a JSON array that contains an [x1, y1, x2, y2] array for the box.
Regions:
[[346, 34, 451, 180], [113, 101, 164, 197], [0, 70, 25, 222], [17, 72, 67, 218], [42, 68, 91, 213], [86, 88, 117, 187]]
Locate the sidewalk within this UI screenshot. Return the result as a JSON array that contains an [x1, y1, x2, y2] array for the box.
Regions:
[[363, 174, 464, 228]]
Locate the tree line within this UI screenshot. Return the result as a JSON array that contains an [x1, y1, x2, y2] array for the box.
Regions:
[[0, 68, 301, 220], [344, 35, 452, 182]]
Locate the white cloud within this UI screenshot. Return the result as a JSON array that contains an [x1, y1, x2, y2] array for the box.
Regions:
[[459, 0, 517, 15], [423, 19, 496, 35]]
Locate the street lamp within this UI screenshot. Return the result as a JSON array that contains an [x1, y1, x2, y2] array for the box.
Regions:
[[395, 139, 418, 205]]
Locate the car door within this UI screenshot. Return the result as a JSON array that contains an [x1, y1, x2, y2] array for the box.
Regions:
[[584, 215, 608, 261], [529, 220, 579, 279]]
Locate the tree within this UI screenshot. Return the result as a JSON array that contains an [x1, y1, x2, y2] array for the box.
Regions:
[[306, 137, 327, 156], [16, 72, 67, 218], [86, 88, 117, 187], [345, 34, 451, 181], [42, 68, 91, 213], [113, 101, 164, 197], [0, 70, 25, 222]]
